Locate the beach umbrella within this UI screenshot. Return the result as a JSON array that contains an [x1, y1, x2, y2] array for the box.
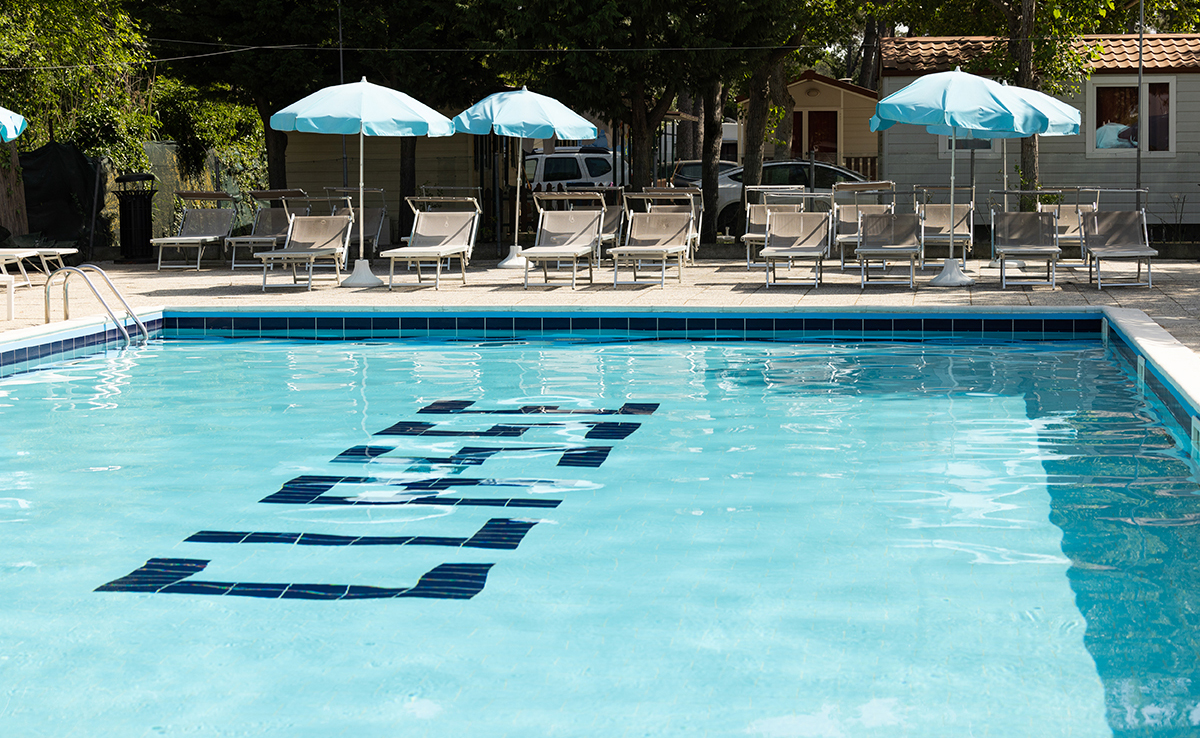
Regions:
[[453, 87, 597, 267], [870, 69, 1079, 283], [0, 105, 27, 143], [271, 77, 455, 287]]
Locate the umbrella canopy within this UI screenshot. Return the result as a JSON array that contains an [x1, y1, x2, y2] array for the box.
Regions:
[[869, 69, 1081, 283], [452, 87, 597, 267], [869, 68, 1057, 137], [271, 77, 455, 137], [0, 105, 27, 143], [271, 77, 455, 286], [452, 87, 597, 140]]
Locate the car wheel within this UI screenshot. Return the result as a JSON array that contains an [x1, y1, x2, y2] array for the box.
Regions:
[[717, 205, 741, 237]]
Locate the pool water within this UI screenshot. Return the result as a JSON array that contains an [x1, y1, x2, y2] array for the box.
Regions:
[[1, 337, 1197, 737]]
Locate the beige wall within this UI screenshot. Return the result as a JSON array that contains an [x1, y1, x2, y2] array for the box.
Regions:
[[786, 80, 878, 163], [284, 132, 483, 241]]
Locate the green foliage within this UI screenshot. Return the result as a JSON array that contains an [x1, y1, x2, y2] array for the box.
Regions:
[[153, 77, 267, 193], [0, 0, 155, 169]]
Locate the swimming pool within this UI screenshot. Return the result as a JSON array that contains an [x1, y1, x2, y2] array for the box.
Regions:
[[2, 310, 1199, 736]]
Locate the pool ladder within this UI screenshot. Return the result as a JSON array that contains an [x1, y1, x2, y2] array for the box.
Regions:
[[44, 265, 150, 347]]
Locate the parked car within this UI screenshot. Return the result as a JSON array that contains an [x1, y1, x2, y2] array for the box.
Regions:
[[715, 160, 867, 234], [524, 146, 624, 190], [670, 159, 738, 188]]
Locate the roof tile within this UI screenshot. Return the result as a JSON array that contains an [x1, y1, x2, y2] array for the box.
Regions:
[[883, 34, 1200, 74]]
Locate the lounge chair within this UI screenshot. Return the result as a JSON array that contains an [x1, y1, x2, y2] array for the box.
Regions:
[[856, 213, 922, 289], [761, 211, 832, 288], [255, 214, 352, 290], [609, 210, 691, 287], [832, 180, 895, 270], [0, 248, 46, 286], [834, 203, 892, 269], [1038, 199, 1097, 262], [225, 190, 308, 270], [379, 197, 480, 290], [991, 211, 1060, 289], [520, 209, 602, 289], [919, 202, 973, 266], [153, 207, 236, 271], [0, 274, 11, 320], [643, 188, 702, 263], [334, 206, 387, 258], [1082, 210, 1157, 288], [741, 204, 802, 269]]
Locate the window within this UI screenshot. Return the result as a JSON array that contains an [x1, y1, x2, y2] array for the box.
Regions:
[[937, 135, 1000, 160], [812, 166, 860, 190], [542, 157, 582, 181], [584, 157, 612, 177], [1086, 76, 1174, 157]]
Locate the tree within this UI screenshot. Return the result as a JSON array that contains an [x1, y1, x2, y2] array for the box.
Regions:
[[0, 0, 156, 169], [484, 0, 690, 190], [128, 0, 341, 189]]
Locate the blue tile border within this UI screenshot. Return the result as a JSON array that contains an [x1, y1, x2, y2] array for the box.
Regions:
[[4, 309, 1197, 436], [156, 312, 1106, 343]]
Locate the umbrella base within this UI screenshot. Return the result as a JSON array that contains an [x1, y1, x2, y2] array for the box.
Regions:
[[987, 259, 1026, 269], [341, 259, 385, 288], [929, 258, 975, 287], [497, 244, 528, 269]]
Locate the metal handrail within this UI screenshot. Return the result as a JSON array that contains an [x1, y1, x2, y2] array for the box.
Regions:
[[44, 265, 150, 347]]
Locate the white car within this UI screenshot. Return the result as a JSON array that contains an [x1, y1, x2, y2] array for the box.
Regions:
[[715, 160, 867, 234], [524, 146, 623, 190]]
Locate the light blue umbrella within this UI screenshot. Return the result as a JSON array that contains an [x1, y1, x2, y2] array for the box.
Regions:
[[1, 105, 28, 143], [271, 77, 455, 286], [870, 69, 1079, 271], [453, 87, 597, 266], [453, 87, 597, 140]]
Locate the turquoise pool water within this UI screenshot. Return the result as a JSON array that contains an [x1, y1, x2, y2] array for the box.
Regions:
[[1, 335, 1196, 737]]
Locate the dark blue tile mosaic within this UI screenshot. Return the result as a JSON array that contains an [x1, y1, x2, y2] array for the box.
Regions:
[[98, 558, 495, 600]]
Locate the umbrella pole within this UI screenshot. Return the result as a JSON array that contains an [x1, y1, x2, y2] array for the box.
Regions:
[[498, 136, 528, 268], [930, 126, 974, 287], [342, 127, 384, 287]]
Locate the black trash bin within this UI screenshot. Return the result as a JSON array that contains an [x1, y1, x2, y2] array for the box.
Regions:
[[114, 173, 157, 261]]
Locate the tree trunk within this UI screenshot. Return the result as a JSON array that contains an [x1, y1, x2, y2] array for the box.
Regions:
[[255, 97, 289, 190], [768, 59, 794, 160], [857, 19, 883, 91], [742, 65, 771, 191], [1011, 0, 1038, 208], [628, 78, 677, 190], [0, 143, 28, 239], [701, 78, 726, 243], [677, 90, 700, 160]]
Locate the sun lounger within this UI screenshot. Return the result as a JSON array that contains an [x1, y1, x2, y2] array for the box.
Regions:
[[225, 189, 306, 269], [520, 209, 601, 289], [643, 188, 702, 263], [610, 210, 691, 287], [741, 204, 803, 269], [255, 214, 352, 290], [0, 248, 45, 286], [153, 207, 236, 271], [834, 203, 892, 269], [1082, 210, 1157, 288], [857, 213, 922, 289], [380, 197, 481, 290], [919, 203, 973, 266], [833, 180, 895, 270], [0, 274, 13, 319], [334, 206, 387, 257], [761, 211, 832, 288], [991, 211, 1060, 289]]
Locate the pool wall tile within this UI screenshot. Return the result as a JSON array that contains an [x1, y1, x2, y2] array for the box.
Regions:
[[5, 308, 1199, 433]]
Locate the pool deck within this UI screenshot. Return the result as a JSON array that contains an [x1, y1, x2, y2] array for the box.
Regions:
[[10, 253, 1200, 352]]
